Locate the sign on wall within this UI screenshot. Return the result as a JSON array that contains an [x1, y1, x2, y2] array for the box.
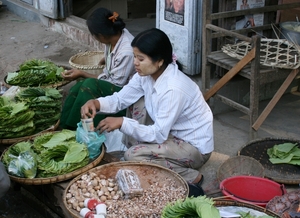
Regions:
[[164, 0, 185, 26]]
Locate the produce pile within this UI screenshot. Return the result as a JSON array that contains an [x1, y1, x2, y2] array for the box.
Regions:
[[267, 142, 300, 165], [65, 170, 187, 217], [6, 59, 65, 87], [267, 190, 300, 217], [162, 197, 274, 218], [161, 196, 221, 218], [0, 87, 62, 138], [1, 130, 90, 178], [0, 96, 35, 138], [15, 87, 62, 133]]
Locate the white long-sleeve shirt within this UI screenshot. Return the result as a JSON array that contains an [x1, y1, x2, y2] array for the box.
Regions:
[[97, 63, 214, 154], [97, 28, 135, 87]]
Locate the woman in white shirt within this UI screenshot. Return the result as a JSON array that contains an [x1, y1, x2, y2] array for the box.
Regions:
[[81, 28, 214, 193]]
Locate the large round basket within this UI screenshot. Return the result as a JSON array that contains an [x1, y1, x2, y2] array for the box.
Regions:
[[214, 200, 280, 217], [4, 65, 72, 88], [69, 51, 104, 76], [63, 161, 189, 218], [239, 137, 300, 184], [0, 119, 60, 145], [0, 136, 105, 185], [217, 155, 265, 182]]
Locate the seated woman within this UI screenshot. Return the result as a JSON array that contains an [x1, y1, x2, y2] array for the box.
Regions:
[[60, 7, 135, 130], [80, 28, 214, 194]]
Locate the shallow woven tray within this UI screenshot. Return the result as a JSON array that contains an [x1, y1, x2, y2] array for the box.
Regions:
[[69, 51, 104, 76], [214, 200, 280, 217], [4, 65, 71, 88], [0, 119, 60, 145], [238, 137, 300, 184], [0, 141, 105, 185], [217, 155, 265, 182], [63, 161, 189, 218], [222, 38, 300, 69], [266, 189, 300, 216]]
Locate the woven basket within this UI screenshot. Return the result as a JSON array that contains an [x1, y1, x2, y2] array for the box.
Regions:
[[222, 38, 300, 69], [63, 161, 189, 218], [4, 65, 72, 88], [214, 200, 280, 217], [0, 119, 60, 145], [0, 140, 105, 185], [217, 155, 265, 182], [239, 137, 300, 184], [69, 51, 104, 76]]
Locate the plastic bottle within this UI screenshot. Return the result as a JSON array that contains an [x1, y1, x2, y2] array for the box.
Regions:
[[95, 203, 107, 216], [80, 208, 94, 218]]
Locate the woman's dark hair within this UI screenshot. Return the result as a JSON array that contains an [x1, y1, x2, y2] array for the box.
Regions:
[[131, 28, 173, 67], [86, 8, 125, 37]]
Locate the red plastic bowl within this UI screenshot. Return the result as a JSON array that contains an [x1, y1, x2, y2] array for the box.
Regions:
[[219, 175, 286, 207]]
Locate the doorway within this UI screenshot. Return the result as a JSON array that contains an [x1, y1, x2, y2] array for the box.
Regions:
[[71, 0, 156, 36]]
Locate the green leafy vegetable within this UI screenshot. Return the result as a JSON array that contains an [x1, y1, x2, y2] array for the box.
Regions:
[[6, 59, 64, 87], [2, 130, 90, 178], [267, 142, 300, 165], [161, 196, 221, 218]]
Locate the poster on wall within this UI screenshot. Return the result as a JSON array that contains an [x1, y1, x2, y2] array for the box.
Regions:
[[164, 0, 185, 26], [235, 0, 265, 34]]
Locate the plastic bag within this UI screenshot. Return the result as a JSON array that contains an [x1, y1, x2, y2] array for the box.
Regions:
[[76, 121, 106, 159], [8, 150, 37, 178], [116, 169, 143, 199]]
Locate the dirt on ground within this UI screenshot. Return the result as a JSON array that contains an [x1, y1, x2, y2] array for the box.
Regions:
[[0, 7, 94, 218]]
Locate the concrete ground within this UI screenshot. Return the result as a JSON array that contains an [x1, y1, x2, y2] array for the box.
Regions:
[[1, 7, 300, 217]]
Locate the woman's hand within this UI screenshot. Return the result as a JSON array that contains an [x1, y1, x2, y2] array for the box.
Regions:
[[81, 99, 100, 119], [61, 69, 83, 81], [97, 117, 123, 133]]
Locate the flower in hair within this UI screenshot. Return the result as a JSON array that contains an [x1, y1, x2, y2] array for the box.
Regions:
[[109, 12, 119, 23], [172, 53, 177, 64]]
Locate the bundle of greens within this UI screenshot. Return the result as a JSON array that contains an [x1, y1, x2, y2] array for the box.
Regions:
[[6, 59, 64, 87], [15, 87, 62, 133], [0, 96, 35, 138], [267, 142, 300, 165], [2, 130, 90, 178], [161, 196, 221, 218]]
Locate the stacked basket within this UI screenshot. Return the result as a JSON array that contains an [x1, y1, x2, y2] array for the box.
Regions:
[[69, 51, 104, 76]]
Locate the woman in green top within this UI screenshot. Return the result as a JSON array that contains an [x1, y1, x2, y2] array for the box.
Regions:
[[60, 7, 135, 130]]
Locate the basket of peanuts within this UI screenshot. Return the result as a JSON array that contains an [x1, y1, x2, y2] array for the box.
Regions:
[[63, 161, 189, 218]]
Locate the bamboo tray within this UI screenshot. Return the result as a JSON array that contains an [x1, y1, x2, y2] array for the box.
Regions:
[[0, 119, 60, 145], [214, 200, 280, 217], [217, 155, 265, 182], [0, 135, 105, 185], [63, 161, 189, 218], [239, 137, 300, 184]]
